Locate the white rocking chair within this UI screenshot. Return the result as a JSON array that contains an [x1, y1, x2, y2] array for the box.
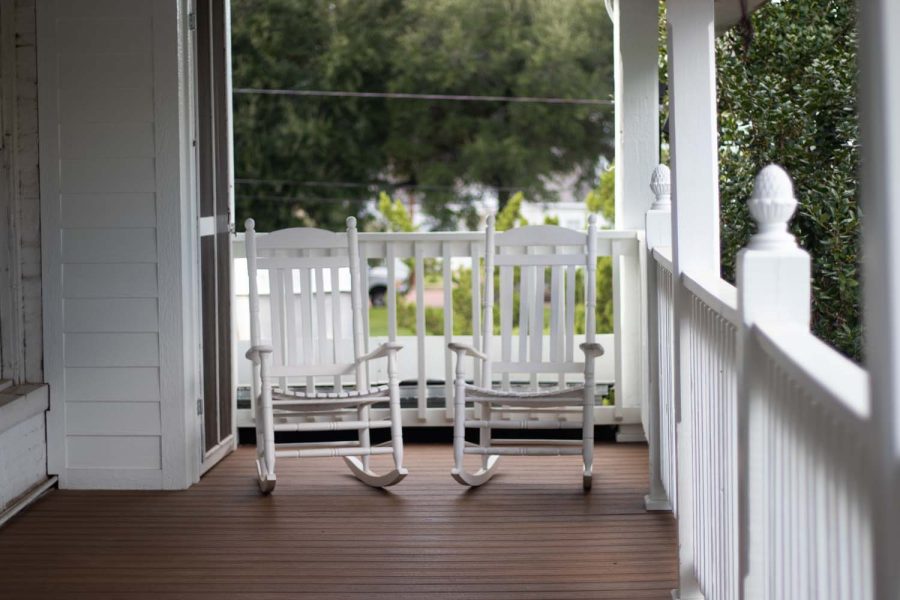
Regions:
[[450, 215, 604, 489], [245, 217, 407, 493]]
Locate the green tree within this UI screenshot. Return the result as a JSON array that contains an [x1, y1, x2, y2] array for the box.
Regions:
[[231, 0, 402, 232], [715, 0, 860, 359], [495, 191, 528, 232], [231, 0, 614, 231], [377, 192, 415, 232], [386, 0, 614, 225], [585, 164, 615, 224]]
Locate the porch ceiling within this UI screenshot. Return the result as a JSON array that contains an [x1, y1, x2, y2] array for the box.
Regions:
[[714, 0, 770, 34]]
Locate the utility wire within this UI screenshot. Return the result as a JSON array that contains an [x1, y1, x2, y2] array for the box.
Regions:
[[233, 87, 613, 106], [236, 178, 532, 193]]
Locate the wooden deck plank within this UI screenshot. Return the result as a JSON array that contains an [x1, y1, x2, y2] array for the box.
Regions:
[[0, 443, 676, 599]]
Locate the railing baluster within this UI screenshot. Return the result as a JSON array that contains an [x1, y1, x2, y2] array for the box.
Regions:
[[443, 242, 454, 419], [386, 242, 397, 343], [414, 243, 426, 420]]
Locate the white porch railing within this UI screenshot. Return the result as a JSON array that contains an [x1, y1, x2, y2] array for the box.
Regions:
[[652, 247, 677, 511], [233, 228, 644, 428], [645, 164, 875, 598], [746, 322, 872, 598]]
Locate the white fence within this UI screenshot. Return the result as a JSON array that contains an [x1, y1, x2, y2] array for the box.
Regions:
[[233, 229, 643, 428], [646, 164, 875, 598]]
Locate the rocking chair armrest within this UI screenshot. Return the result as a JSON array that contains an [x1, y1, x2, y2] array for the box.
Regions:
[[245, 345, 274, 364], [579, 342, 605, 359], [356, 341, 403, 364], [448, 342, 488, 362]]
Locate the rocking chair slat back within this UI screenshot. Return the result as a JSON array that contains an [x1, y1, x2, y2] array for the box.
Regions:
[[246, 224, 364, 395], [482, 217, 598, 391], [247, 216, 408, 492]]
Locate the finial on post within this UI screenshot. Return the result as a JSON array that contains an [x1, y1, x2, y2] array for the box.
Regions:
[[747, 164, 798, 251], [486, 214, 496, 227], [649, 164, 671, 210], [346, 216, 357, 232], [245, 218, 255, 232], [587, 213, 598, 228]]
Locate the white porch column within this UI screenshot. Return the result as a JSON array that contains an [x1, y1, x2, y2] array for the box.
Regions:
[[667, 0, 719, 597], [859, 0, 900, 597], [609, 0, 659, 438]]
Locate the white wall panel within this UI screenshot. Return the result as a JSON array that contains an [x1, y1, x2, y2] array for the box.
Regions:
[[65, 367, 160, 403], [64, 298, 158, 333], [60, 122, 155, 160], [60, 158, 156, 194], [61, 194, 156, 229], [40, 0, 194, 489], [66, 401, 160, 436], [64, 333, 159, 368], [56, 0, 152, 19], [63, 263, 157, 298], [62, 228, 157, 263], [56, 17, 151, 54], [66, 436, 161, 469], [58, 53, 152, 89], [59, 87, 154, 124]]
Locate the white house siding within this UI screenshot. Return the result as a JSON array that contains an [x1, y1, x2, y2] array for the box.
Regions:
[[0, 0, 51, 511], [38, 0, 194, 489], [1, 0, 42, 384], [0, 385, 48, 512]]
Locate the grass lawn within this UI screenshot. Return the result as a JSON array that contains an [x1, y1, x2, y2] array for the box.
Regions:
[[368, 306, 416, 336]]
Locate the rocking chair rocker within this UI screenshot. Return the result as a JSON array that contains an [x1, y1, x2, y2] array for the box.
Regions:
[[245, 217, 407, 493], [450, 215, 604, 489]]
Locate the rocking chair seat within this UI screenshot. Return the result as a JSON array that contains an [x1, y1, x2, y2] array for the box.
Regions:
[[271, 385, 391, 412], [273, 384, 389, 401], [463, 383, 585, 401]]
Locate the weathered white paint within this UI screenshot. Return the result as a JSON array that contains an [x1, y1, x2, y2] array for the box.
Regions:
[[38, 0, 197, 489], [0, 0, 42, 385], [666, 0, 719, 596], [0, 383, 48, 513], [859, 0, 900, 597]]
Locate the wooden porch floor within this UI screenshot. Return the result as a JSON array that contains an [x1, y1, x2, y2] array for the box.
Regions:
[[0, 443, 676, 599]]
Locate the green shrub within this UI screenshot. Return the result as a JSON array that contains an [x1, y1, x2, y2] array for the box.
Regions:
[[715, 0, 860, 359]]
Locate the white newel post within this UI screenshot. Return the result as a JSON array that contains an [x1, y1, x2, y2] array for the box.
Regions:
[[609, 0, 659, 439], [735, 166, 811, 598], [666, 0, 719, 596], [859, 0, 900, 597], [645, 164, 672, 511]]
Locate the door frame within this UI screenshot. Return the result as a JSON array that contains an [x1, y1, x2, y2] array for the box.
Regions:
[[191, 0, 237, 475]]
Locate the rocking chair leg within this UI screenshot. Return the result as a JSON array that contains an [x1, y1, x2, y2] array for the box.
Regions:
[[257, 386, 277, 494], [343, 351, 409, 489], [451, 368, 500, 487], [358, 404, 371, 472], [582, 383, 595, 491], [388, 352, 405, 473], [452, 383, 466, 476], [480, 403, 492, 470]]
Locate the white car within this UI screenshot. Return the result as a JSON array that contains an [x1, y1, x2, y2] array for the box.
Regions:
[[367, 261, 411, 306]]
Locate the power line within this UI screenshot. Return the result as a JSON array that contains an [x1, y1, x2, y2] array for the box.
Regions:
[[236, 177, 532, 193], [233, 87, 613, 106], [235, 194, 364, 204]]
